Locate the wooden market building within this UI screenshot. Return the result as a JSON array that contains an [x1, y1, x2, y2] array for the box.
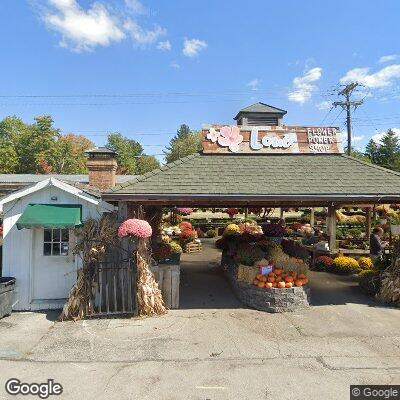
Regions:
[[102, 103, 400, 253]]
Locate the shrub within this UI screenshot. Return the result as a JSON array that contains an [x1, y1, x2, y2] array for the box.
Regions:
[[333, 256, 360, 274], [224, 224, 240, 236], [179, 221, 193, 231], [170, 241, 183, 254], [206, 229, 217, 238], [263, 223, 286, 237], [314, 255, 334, 271], [180, 229, 196, 243], [235, 243, 265, 266], [358, 269, 381, 296], [154, 242, 172, 261], [358, 256, 373, 270]]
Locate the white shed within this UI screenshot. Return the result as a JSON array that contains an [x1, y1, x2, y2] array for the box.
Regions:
[[0, 178, 114, 311]]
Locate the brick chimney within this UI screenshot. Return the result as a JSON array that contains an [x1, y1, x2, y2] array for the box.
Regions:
[[85, 147, 118, 190]]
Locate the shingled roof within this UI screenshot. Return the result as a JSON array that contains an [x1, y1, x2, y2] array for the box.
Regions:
[[102, 153, 400, 206], [234, 102, 287, 120]]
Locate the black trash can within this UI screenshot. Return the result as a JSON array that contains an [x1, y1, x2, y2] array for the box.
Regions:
[[0, 277, 16, 319]]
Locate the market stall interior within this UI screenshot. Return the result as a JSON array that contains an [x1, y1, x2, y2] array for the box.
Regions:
[[102, 103, 400, 313]]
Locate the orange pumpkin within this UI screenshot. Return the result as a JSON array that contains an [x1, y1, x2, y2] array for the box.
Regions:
[[298, 273, 307, 280], [256, 274, 263, 281], [272, 282, 277, 288], [285, 282, 293, 288], [261, 275, 267, 282], [277, 281, 286, 289], [257, 282, 265, 288], [302, 277, 309, 285], [265, 282, 273, 289], [294, 279, 303, 287], [267, 276, 275, 283], [274, 269, 283, 275], [253, 279, 259, 286], [285, 276, 294, 283]]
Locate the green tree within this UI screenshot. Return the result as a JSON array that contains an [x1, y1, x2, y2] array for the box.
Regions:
[[365, 139, 379, 164], [136, 155, 161, 174], [52, 134, 94, 174], [106, 132, 143, 174], [375, 129, 400, 170], [0, 116, 24, 173], [164, 124, 202, 163], [16, 115, 60, 173]]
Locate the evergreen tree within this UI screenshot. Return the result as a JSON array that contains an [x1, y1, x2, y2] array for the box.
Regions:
[[163, 124, 202, 163], [365, 139, 379, 164]]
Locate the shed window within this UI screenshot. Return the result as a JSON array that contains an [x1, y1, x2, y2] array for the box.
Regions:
[[43, 229, 69, 256]]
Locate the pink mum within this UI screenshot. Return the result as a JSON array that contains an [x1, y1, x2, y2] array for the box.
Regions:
[[118, 219, 152, 239], [177, 207, 193, 215]]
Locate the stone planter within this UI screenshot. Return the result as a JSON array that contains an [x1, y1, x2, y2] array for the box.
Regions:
[[225, 264, 310, 313]]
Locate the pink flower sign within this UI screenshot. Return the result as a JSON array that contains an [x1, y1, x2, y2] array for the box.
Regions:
[[206, 126, 243, 152]]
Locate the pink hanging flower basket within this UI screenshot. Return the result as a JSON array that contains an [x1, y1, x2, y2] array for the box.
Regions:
[[118, 219, 152, 239], [177, 207, 193, 216]]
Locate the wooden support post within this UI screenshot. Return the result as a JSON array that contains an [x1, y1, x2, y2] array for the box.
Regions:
[[117, 201, 128, 222], [280, 208, 284, 219], [366, 208, 372, 239], [310, 208, 315, 227], [244, 207, 248, 220], [327, 205, 337, 252]]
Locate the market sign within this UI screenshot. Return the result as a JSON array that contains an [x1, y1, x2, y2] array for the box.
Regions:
[[201, 125, 343, 154]]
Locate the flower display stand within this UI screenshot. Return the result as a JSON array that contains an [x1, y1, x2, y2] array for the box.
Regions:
[[184, 241, 202, 254]]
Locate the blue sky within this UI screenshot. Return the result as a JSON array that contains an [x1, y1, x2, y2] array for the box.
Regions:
[[1, 0, 400, 160]]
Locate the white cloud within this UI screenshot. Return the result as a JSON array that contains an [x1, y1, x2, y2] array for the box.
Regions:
[[340, 64, 400, 88], [170, 61, 180, 69], [379, 54, 400, 64], [44, 0, 125, 52], [247, 79, 261, 91], [316, 100, 331, 110], [372, 128, 400, 144], [157, 40, 171, 51], [39, 0, 167, 52], [182, 38, 207, 57], [124, 0, 146, 15], [352, 135, 365, 143], [288, 67, 323, 104], [124, 20, 166, 46]]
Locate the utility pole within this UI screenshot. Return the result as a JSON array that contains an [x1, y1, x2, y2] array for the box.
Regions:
[[333, 82, 363, 156]]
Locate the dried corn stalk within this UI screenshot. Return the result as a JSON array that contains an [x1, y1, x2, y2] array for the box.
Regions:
[[136, 238, 166, 316], [377, 259, 400, 307], [60, 214, 119, 321]]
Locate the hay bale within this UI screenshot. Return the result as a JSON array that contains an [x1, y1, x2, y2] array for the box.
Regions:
[[237, 265, 259, 284]]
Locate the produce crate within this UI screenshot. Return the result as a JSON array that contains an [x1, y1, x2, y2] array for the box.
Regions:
[[184, 241, 202, 253]]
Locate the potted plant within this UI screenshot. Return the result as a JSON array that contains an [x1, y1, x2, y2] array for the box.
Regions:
[[390, 213, 400, 235]]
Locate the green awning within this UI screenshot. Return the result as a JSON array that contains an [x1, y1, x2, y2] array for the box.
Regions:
[[16, 204, 82, 230]]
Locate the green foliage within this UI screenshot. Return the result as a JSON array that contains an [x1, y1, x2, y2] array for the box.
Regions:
[[235, 243, 265, 266], [365, 130, 400, 171], [136, 155, 161, 174], [106, 132, 143, 174], [358, 269, 381, 296], [164, 124, 202, 163]]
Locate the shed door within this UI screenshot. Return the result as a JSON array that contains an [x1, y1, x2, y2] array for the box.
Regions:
[[32, 228, 76, 300]]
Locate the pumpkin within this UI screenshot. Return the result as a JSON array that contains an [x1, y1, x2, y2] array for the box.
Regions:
[[256, 274, 263, 281], [265, 282, 273, 289], [298, 273, 307, 280], [274, 269, 283, 275], [302, 277, 309, 285], [277, 281, 286, 289], [261, 275, 267, 282], [272, 282, 277, 288], [294, 279, 303, 287], [268, 272, 276, 278], [285, 282, 293, 288], [253, 279, 259, 286], [285, 276, 294, 283], [257, 282, 265, 288], [267, 276, 275, 283]]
